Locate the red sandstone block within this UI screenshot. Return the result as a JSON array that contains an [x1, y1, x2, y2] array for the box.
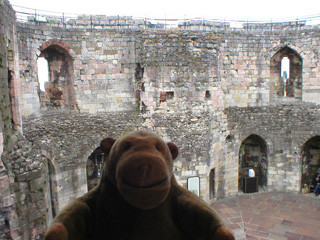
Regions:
[[229, 217, 243, 223], [31, 225, 46, 239], [242, 217, 253, 223], [284, 232, 303, 240], [0, 175, 10, 197], [225, 223, 242, 230], [245, 234, 259, 240], [221, 208, 236, 214], [3, 195, 14, 207], [294, 224, 320, 237], [245, 229, 270, 238], [218, 213, 234, 219], [243, 222, 258, 230]]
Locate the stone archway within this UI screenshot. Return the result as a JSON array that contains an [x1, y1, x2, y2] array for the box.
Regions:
[[42, 156, 59, 225], [238, 134, 268, 192], [209, 168, 215, 199], [301, 136, 320, 191], [38, 40, 77, 110], [86, 147, 105, 191]]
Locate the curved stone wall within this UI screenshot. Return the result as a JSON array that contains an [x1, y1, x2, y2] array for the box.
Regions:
[[1, 1, 320, 238], [15, 6, 320, 202]]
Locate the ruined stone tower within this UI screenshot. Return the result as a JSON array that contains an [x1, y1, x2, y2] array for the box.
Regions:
[[1, 0, 320, 238]]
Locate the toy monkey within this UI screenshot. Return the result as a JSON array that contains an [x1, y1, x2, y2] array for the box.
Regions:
[[45, 130, 234, 240]]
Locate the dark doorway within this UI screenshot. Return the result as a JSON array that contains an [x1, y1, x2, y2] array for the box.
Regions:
[[86, 147, 104, 191], [301, 136, 320, 192], [209, 168, 215, 199], [239, 135, 268, 192], [43, 158, 58, 225]]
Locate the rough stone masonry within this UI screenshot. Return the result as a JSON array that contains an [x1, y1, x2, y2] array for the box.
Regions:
[[1, 0, 320, 238]]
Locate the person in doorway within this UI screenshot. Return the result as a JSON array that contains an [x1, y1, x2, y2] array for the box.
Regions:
[[314, 174, 320, 196]]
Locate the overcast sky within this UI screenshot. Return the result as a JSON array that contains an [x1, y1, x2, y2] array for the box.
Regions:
[[8, 0, 320, 21]]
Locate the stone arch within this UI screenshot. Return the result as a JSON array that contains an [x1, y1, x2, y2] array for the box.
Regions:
[[42, 155, 59, 225], [86, 146, 105, 191], [78, 139, 106, 192], [208, 168, 215, 199], [238, 134, 268, 193], [37, 40, 77, 110], [268, 44, 305, 61], [301, 136, 320, 191], [39, 40, 77, 59], [270, 45, 303, 100], [295, 132, 320, 154]]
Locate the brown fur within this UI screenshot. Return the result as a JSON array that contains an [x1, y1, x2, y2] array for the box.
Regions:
[[44, 130, 234, 240]]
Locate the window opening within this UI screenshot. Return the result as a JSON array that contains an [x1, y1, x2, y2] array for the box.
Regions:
[[37, 57, 49, 92], [37, 57, 49, 106], [281, 57, 290, 96], [209, 168, 215, 198], [166, 91, 174, 100], [270, 47, 302, 99], [39, 43, 76, 110], [160, 91, 174, 102], [205, 90, 211, 99]]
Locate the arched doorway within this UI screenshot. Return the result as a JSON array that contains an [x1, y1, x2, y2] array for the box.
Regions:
[[43, 157, 58, 225], [239, 134, 268, 193], [301, 136, 320, 191], [86, 147, 104, 191], [209, 168, 215, 199], [38, 41, 76, 110]]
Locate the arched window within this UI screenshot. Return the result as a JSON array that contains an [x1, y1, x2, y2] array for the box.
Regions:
[[38, 43, 76, 110], [37, 57, 49, 92], [281, 56, 290, 96], [270, 47, 302, 99]]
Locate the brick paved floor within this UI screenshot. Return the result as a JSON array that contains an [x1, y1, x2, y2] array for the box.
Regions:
[[211, 192, 320, 240]]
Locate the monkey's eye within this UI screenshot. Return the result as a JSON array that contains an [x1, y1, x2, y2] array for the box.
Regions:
[[123, 142, 131, 151], [155, 144, 161, 151]]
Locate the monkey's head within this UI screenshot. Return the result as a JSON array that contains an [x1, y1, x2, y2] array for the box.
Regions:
[[100, 130, 178, 210]]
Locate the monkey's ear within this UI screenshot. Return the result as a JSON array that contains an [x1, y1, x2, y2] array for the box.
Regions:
[[167, 142, 179, 160], [100, 137, 116, 155]]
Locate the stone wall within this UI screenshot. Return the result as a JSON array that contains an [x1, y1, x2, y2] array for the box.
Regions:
[[0, 0, 16, 154], [2, 1, 320, 238], [17, 23, 138, 117], [0, 1, 17, 238], [2, 133, 48, 239], [218, 23, 320, 107], [15, 16, 320, 117], [21, 109, 214, 206], [23, 111, 141, 209], [1, 1, 47, 239], [224, 103, 320, 193], [14, 10, 320, 200]]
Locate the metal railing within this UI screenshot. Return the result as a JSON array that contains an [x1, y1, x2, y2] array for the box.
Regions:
[[12, 4, 320, 29]]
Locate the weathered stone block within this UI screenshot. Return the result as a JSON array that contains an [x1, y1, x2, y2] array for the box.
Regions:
[[25, 170, 42, 181], [0, 176, 10, 197]]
